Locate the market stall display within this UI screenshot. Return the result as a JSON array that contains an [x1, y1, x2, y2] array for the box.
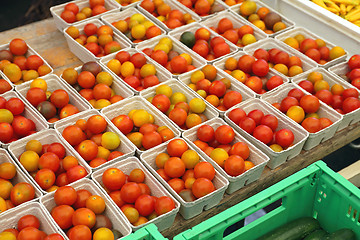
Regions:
[[1, 0, 360, 239]]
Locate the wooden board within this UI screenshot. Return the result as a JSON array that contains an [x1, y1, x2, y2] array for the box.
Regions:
[[2, 18, 360, 239]]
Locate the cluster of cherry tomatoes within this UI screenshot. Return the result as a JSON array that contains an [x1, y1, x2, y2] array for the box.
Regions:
[[62, 61, 125, 109], [210, 18, 257, 47], [155, 139, 217, 201], [0, 39, 51, 85], [239, 1, 287, 35], [106, 50, 161, 91], [178, 0, 225, 17], [0, 96, 37, 143], [344, 54, 360, 90], [272, 88, 334, 133], [111, 108, 175, 150], [19, 139, 88, 191], [194, 124, 255, 176], [223, 54, 284, 94], [26, 78, 79, 123], [297, 72, 360, 115], [140, 0, 195, 29], [0, 161, 36, 213], [187, 65, 243, 111], [50, 186, 120, 239], [0, 214, 64, 240], [252, 48, 304, 78], [60, 0, 108, 23], [101, 166, 175, 225], [61, 114, 124, 168], [142, 37, 196, 75], [179, 27, 231, 61], [283, 36, 346, 65], [66, 23, 122, 58], [112, 13, 162, 43], [149, 84, 209, 130], [228, 107, 295, 152]]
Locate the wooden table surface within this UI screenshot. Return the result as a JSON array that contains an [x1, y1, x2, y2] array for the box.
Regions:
[[3, 18, 360, 239]]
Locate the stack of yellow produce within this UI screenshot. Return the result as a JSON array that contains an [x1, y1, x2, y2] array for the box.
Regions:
[[312, 0, 360, 26]]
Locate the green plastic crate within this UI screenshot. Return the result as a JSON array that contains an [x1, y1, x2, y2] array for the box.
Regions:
[[122, 224, 168, 240], [174, 161, 360, 240]]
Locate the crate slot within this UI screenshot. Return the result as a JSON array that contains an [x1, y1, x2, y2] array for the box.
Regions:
[[349, 205, 353, 216]]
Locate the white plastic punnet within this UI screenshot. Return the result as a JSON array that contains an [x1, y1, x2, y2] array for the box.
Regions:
[[0, 148, 42, 211], [0, 91, 48, 147], [0, 43, 53, 86], [183, 117, 270, 194], [101, 96, 181, 155], [136, 35, 207, 79], [140, 79, 219, 132], [54, 109, 136, 170], [213, 50, 290, 98], [169, 22, 238, 64], [137, 0, 201, 33], [63, 18, 131, 62], [292, 67, 360, 131], [99, 48, 172, 95], [140, 137, 229, 219], [178, 65, 256, 116], [40, 178, 132, 239], [91, 156, 180, 231], [275, 27, 348, 69], [8, 129, 92, 194], [15, 74, 91, 127], [244, 38, 318, 79], [50, 0, 120, 31], [101, 9, 166, 47], [202, 10, 268, 49], [224, 98, 309, 169], [261, 82, 343, 151], [230, 1, 295, 37], [0, 201, 67, 237]]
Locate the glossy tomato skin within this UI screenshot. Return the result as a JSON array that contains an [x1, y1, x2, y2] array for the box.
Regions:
[[275, 129, 295, 148], [260, 114, 278, 132], [154, 196, 175, 215], [239, 117, 256, 134], [280, 96, 299, 113], [67, 165, 87, 183], [112, 115, 133, 135], [10, 182, 35, 206], [17, 215, 40, 231], [135, 194, 155, 217], [191, 178, 215, 199], [197, 125, 215, 142], [342, 97, 360, 113], [5, 98, 24, 115], [247, 109, 264, 125], [120, 182, 141, 203], [17, 227, 42, 240], [252, 125, 273, 144], [12, 116, 32, 137], [252, 59, 269, 77], [102, 168, 126, 191], [215, 125, 235, 144], [228, 108, 246, 125], [51, 205, 74, 229], [301, 117, 321, 133], [152, 94, 170, 113], [348, 55, 360, 69]]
